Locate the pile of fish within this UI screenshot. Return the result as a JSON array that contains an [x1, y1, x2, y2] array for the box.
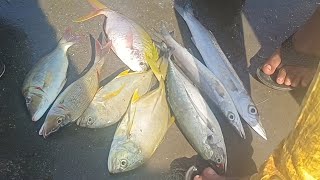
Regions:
[[21, 0, 267, 175]]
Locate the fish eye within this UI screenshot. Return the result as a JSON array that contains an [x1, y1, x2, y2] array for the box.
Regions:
[[87, 116, 94, 125], [217, 158, 221, 163], [228, 113, 235, 120], [139, 62, 144, 66], [57, 117, 63, 124], [26, 97, 32, 104], [248, 106, 257, 115], [120, 159, 127, 168]]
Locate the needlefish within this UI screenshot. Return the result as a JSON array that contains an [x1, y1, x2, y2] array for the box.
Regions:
[[158, 24, 245, 139], [174, 2, 267, 140]]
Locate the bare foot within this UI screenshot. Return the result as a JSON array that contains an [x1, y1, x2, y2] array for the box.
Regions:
[[261, 7, 320, 88], [262, 49, 317, 88]]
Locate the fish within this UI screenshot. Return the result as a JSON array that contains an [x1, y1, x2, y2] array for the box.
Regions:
[[22, 28, 81, 122], [39, 38, 105, 138], [166, 58, 227, 174], [108, 54, 172, 173], [158, 24, 245, 139], [77, 69, 156, 128], [174, 2, 267, 140], [75, 0, 163, 80]]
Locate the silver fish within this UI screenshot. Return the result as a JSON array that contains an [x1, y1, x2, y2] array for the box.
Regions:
[[166, 58, 227, 174], [158, 24, 245, 139], [39, 38, 105, 138], [22, 28, 81, 122], [174, 3, 267, 140], [77, 69, 156, 128]]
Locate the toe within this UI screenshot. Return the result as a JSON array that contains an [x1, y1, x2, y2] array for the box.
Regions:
[[301, 70, 316, 87], [284, 71, 296, 86], [291, 75, 301, 87], [276, 68, 286, 84], [262, 49, 282, 75], [194, 175, 202, 180]]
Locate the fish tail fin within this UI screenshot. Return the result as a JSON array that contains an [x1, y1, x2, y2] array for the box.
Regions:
[[145, 43, 163, 81], [174, 0, 194, 17], [60, 27, 83, 45], [94, 38, 106, 72], [87, 0, 107, 10], [74, 8, 107, 23]]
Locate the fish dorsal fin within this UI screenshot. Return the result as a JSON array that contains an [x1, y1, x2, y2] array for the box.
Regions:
[[103, 84, 126, 100], [115, 69, 131, 78]]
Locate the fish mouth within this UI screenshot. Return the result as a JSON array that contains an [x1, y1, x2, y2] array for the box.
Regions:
[[208, 161, 226, 175], [39, 124, 61, 138]]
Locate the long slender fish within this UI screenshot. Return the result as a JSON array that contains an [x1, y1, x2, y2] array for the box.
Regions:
[[22, 28, 81, 122], [77, 69, 156, 128], [158, 24, 245, 139], [39, 38, 105, 138], [75, 0, 163, 80], [166, 58, 227, 174], [174, 3, 267, 140], [108, 55, 172, 173]]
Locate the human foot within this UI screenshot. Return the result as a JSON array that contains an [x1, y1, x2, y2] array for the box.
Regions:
[[258, 7, 320, 90], [261, 48, 317, 88]]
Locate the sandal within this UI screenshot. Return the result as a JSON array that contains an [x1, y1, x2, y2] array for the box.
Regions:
[[256, 34, 320, 91], [185, 165, 199, 180], [0, 60, 5, 78]]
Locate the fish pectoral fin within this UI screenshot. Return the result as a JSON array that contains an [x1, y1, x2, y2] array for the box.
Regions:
[[74, 9, 106, 23], [43, 71, 53, 89], [115, 69, 131, 78], [103, 84, 126, 100], [131, 89, 141, 104], [125, 91, 138, 137], [168, 116, 175, 128]]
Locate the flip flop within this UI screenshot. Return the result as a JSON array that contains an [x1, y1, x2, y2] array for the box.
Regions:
[[0, 60, 5, 78], [256, 34, 320, 91], [185, 166, 199, 180]]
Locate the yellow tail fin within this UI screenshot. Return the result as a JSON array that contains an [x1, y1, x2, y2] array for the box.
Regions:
[[87, 0, 107, 9], [74, 9, 106, 23]]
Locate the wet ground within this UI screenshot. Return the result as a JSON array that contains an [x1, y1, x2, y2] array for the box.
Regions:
[[0, 0, 319, 179]]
